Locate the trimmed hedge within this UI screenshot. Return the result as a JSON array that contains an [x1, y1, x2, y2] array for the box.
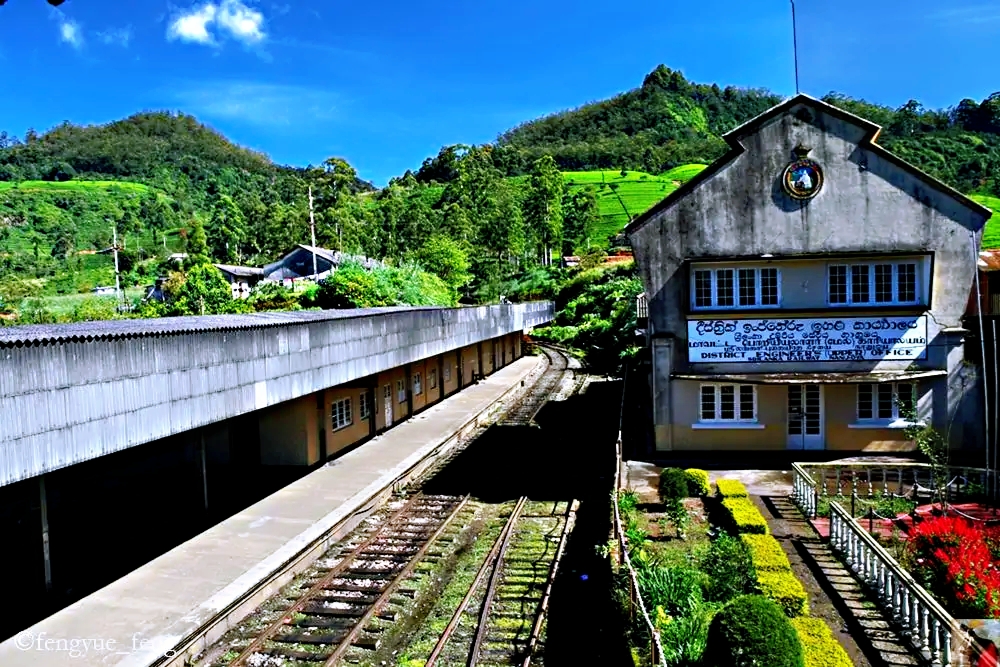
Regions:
[[758, 570, 810, 617], [716, 478, 749, 498], [659, 467, 689, 501], [791, 617, 853, 667], [684, 468, 711, 496], [742, 534, 792, 572], [703, 595, 805, 667], [721, 497, 769, 535]]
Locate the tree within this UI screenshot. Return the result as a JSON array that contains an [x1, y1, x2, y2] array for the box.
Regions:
[[161, 264, 247, 316], [523, 155, 564, 266], [562, 186, 600, 254], [416, 235, 472, 291], [207, 193, 247, 263], [185, 216, 210, 267]]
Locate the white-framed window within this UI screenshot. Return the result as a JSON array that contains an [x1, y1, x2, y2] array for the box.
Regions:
[[857, 382, 915, 422], [413, 372, 422, 395], [444, 365, 451, 382], [397, 379, 406, 404], [428, 368, 437, 390], [332, 397, 353, 430], [692, 267, 779, 309], [359, 392, 370, 421], [829, 262, 919, 306], [699, 384, 757, 422]]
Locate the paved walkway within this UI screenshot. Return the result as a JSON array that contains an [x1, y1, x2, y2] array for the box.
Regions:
[[0, 355, 543, 667]]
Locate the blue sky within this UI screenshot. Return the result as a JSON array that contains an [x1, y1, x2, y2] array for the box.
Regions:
[[0, 0, 997, 186]]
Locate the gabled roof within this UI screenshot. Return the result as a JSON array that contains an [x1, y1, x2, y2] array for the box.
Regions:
[[214, 263, 264, 277], [624, 93, 993, 236]]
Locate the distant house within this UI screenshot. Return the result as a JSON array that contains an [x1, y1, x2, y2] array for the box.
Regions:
[[91, 286, 117, 296], [967, 250, 1000, 315], [214, 263, 265, 299], [562, 256, 581, 268], [261, 245, 381, 284]]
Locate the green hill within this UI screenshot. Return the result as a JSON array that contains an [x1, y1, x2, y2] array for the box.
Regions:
[[972, 194, 1000, 249]]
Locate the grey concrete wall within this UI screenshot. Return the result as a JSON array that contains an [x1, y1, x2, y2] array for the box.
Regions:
[[0, 303, 553, 486]]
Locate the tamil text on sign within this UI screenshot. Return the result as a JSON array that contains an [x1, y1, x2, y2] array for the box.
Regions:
[[687, 316, 928, 363]]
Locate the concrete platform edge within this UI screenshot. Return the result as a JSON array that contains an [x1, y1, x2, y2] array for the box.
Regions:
[[143, 353, 547, 667]]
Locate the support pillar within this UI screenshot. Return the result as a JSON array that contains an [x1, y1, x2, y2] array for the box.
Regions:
[[199, 433, 209, 511], [405, 363, 414, 418], [39, 475, 52, 593], [437, 354, 444, 403]]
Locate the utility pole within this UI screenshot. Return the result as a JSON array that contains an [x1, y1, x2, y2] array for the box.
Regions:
[[112, 222, 123, 309], [308, 186, 318, 278], [791, 0, 801, 94]]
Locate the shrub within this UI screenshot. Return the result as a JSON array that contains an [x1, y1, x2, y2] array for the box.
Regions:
[[701, 534, 757, 603], [659, 467, 689, 501], [716, 478, 749, 498], [637, 565, 707, 617], [757, 570, 810, 617], [741, 534, 792, 571], [703, 595, 804, 667], [684, 468, 710, 496], [721, 497, 769, 535], [791, 617, 853, 667], [657, 603, 716, 666], [617, 488, 639, 514]]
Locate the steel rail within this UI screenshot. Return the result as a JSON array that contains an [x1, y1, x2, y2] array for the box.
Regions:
[[323, 494, 472, 665], [227, 493, 428, 667], [467, 496, 530, 667], [423, 496, 528, 667]]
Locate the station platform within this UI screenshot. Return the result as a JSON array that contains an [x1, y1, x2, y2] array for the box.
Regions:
[[0, 355, 544, 667]]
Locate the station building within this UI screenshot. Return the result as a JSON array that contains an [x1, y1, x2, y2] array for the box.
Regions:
[[626, 94, 993, 453]]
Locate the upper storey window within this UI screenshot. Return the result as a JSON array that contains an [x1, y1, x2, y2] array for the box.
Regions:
[[692, 267, 779, 309], [828, 261, 919, 306]]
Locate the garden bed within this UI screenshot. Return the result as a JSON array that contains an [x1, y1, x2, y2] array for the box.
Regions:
[[615, 468, 852, 667]]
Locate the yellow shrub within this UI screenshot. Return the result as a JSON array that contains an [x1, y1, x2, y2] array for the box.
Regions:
[[791, 617, 853, 667], [721, 497, 769, 535], [684, 468, 711, 496], [757, 570, 810, 617], [741, 534, 792, 571], [715, 478, 749, 498]]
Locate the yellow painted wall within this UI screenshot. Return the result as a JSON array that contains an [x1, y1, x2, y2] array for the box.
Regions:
[[823, 384, 912, 452], [442, 351, 459, 396], [324, 386, 371, 456], [411, 359, 428, 412], [482, 339, 495, 375], [375, 367, 408, 430], [460, 344, 480, 386], [259, 394, 320, 465]]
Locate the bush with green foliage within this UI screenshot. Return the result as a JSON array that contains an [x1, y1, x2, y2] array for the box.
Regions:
[[247, 281, 301, 312], [684, 468, 710, 496], [655, 603, 716, 667], [315, 261, 455, 309], [700, 534, 757, 603], [715, 479, 749, 498], [721, 497, 769, 535], [638, 566, 707, 618], [702, 595, 805, 667], [790, 617, 853, 667], [659, 468, 689, 501], [741, 534, 793, 572]]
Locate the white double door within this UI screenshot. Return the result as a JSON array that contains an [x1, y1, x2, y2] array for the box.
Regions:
[[787, 385, 824, 450]]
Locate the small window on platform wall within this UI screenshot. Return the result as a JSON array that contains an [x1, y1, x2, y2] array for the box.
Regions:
[[699, 384, 757, 422], [359, 392, 370, 421], [857, 383, 915, 421], [413, 372, 423, 395], [397, 379, 406, 404], [429, 369, 437, 390], [691, 267, 779, 309], [332, 397, 353, 430], [829, 261, 920, 306]]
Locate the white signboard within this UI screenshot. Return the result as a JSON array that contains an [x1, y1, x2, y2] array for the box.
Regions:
[[687, 316, 928, 363]]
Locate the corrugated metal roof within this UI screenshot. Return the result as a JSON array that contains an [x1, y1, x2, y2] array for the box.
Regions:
[[0, 306, 446, 346], [671, 370, 947, 384], [979, 250, 1000, 271]]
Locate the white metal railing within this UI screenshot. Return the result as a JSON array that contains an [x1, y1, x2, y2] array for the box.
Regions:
[[635, 293, 648, 321], [791, 462, 991, 518], [829, 500, 957, 666]]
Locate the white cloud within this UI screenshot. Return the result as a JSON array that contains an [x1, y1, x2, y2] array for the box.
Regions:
[[60, 20, 84, 49], [167, 1, 266, 47], [98, 26, 132, 47], [170, 81, 338, 127], [168, 3, 218, 44]]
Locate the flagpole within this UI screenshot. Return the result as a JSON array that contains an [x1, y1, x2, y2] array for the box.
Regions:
[[791, 0, 801, 94]]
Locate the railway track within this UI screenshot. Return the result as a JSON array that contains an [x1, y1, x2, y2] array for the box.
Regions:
[[200, 345, 578, 667]]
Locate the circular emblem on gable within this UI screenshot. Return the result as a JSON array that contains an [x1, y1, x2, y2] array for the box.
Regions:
[[782, 158, 823, 200]]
